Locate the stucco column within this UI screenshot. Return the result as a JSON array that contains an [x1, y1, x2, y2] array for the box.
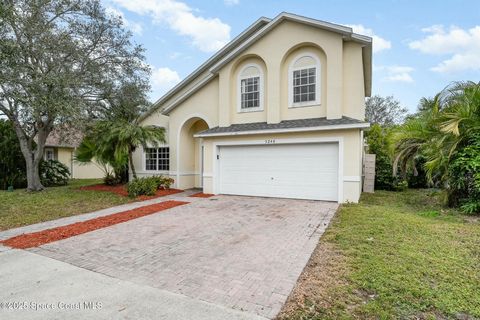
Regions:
[[266, 60, 281, 124], [218, 70, 231, 127], [326, 45, 343, 120]]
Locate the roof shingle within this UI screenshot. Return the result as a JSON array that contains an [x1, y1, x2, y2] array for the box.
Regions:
[[196, 116, 369, 137]]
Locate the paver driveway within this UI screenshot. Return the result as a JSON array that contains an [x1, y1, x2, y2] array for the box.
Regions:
[[7, 194, 338, 319]]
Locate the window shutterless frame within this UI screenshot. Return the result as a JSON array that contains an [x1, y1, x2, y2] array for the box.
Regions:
[[237, 63, 264, 113], [143, 146, 170, 172], [288, 52, 321, 108]]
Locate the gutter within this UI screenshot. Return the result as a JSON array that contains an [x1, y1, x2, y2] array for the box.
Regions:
[[194, 122, 370, 138]]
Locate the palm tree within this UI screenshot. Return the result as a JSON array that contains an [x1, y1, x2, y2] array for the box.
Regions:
[[97, 120, 166, 180], [392, 81, 480, 208]]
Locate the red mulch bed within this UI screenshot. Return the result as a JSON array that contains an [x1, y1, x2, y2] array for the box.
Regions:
[[78, 184, 183, 200], [1, 200, 189, 249], [188, 192, 215, 198]]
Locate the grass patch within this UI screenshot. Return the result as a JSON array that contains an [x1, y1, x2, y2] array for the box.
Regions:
[[0, 179, 131, 231], [278, 189, 480, 319]]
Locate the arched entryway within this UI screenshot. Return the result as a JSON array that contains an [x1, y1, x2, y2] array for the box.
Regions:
[[177, 117, 210, 190]]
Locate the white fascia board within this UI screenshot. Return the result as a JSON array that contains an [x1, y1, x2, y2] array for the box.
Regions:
[[194, 122, 370, 138], [141, 17, 271, 118], [210, 12, 371, 74]]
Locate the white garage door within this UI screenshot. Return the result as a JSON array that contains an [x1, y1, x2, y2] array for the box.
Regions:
[[218, 143, 339, 201]]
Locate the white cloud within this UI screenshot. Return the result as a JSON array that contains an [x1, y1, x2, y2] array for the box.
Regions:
[[151, 67, 181, 96], [105, 6, 143, 35], [111, 0, 231, 52], [409, 25, 480, 73], [376, 65, 415, 83], [347, 24, 391, 53], [224, 0, 239, 5]]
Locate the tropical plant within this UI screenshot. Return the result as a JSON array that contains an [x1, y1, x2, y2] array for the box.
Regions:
[[75, 77, 154, 183], [127, 177, 158, 197], [392, 81, 480, 212], [75, 135, 127, 184], [98, 121, 166, 179], [126, 175, 174, 197]]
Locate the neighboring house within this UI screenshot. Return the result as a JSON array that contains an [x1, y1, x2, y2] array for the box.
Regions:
[[133, 12, 372, 203], [44, 129, 105, 179]]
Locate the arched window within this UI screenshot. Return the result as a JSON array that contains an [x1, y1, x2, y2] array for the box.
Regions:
[[289, 53, 321, 107], [237, 63, 264, 112]]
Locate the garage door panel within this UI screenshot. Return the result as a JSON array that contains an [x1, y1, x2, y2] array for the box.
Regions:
[[218, 143, 339, 201]]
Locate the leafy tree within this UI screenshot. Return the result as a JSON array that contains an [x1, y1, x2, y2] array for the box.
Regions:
[[366, 124, 394, 189], [365, 95, 408, 126], [0, 0, 149, 191]]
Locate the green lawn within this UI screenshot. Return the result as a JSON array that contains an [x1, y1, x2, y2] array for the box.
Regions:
[[279, 189, 480, 319], [0, 179, 131, 231]]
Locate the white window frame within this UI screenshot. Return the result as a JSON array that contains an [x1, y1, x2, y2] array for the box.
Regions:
[[44, 148, 55, 161], [237, 63, 264, 113], [143, 145, 170, 172], [288, 52, 321, 108]]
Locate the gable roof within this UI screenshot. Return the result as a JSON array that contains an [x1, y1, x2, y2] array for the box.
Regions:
[[142, 12, 372, 119], [45, 127, 83, 148]]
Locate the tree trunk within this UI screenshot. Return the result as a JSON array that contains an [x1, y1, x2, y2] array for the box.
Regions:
[[12, 120, 48, 192], [25, 155, 44, 191], [128, 151, 137, 180]]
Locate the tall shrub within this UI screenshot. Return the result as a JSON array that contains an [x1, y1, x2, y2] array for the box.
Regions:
[[0, 119, 26, 189]]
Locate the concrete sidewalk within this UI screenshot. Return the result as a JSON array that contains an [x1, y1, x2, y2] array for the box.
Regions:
[[0, 249, 266, 320]]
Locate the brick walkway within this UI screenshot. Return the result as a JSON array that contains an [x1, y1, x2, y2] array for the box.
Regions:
[[30, 195, 337, 319]]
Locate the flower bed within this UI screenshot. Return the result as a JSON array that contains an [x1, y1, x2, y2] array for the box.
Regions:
[[1, 200, 189, 249], [189, 192, 215, 198], [79, 184, 183, 199]]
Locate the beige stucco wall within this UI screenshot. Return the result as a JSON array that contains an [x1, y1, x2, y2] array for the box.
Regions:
[[132, 113, 170, 180], [200, 129, 363, 203], [56, 148, 73, 173], [56, 147, 105, 179], [218, 20, 353, 126], [135, 19, 368, 201]]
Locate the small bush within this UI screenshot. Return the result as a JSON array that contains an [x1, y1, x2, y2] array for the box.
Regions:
[[461, 201, 480, 215], [127, 177, 157, 197], [151, 175, 174, 189], [393, 180, 408, 192], [40, 160, 70, 186], [103, 172, 122, 186]]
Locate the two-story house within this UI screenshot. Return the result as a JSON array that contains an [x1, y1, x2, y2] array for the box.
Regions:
[[132, 12, 372, 203]]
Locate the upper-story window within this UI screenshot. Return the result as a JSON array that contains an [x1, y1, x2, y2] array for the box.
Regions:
[[289, 53, 321, 108], [238, 64, 264, 112]]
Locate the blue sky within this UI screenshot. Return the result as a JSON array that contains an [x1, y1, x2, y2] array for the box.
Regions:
[[104, 0, 480, 113]]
